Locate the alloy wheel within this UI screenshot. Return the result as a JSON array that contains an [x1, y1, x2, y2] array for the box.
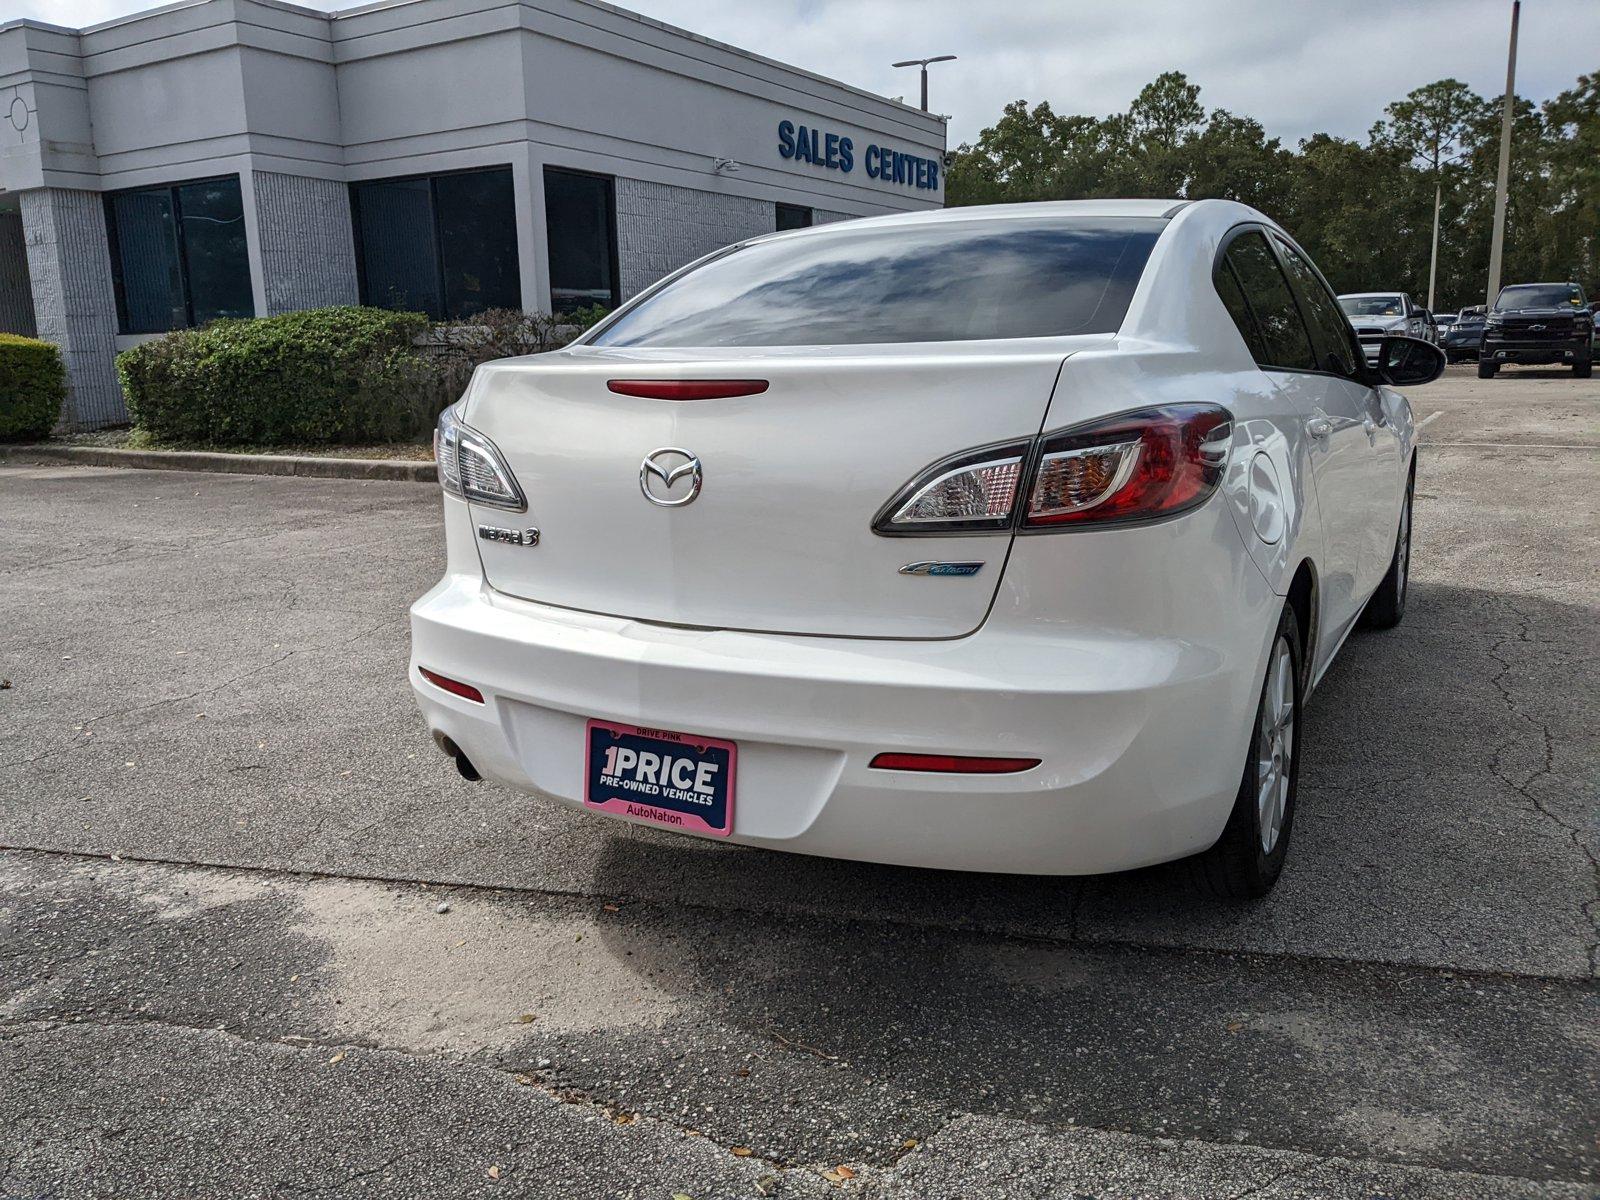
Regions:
[[1256, 637, 1295, 855], [1396, 490, 1412, 603]]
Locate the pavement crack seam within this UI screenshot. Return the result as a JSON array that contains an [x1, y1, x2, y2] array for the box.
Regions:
[[3, 844, 1590, 987], [1225, 1152, 1329, 1198], [1482, 598, 1600, 977]]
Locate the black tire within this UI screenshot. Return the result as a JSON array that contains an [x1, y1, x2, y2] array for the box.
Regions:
[[1190, 603, 1303, 900], [1575, 357, 1593, 379], [1361, 467, 1414, 630], [1477, 360, 1498, 378]]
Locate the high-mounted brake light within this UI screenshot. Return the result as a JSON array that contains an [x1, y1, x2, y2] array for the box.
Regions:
[[607, 379, 769, 400], [418, 667, 484, 704], [874, 405, 1232, 536], [870, 753, 1041, 774]]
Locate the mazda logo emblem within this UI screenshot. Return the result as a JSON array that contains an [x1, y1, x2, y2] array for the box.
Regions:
[[639, 448, 702, 507]]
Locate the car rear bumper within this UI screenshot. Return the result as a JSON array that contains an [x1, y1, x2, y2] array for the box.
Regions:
[[409, 503, 1277, 876], [1482, 340, 1588, 365]]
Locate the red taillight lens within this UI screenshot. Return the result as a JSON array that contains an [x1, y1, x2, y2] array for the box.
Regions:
[[869, 753, 1040, 774], [607, 379, 769, 400], [418, 667, 484, 704], [875, 405, 1232, 536], [1023, 404, 1232, 528]]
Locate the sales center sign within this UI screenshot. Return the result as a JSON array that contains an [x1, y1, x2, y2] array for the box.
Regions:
[[777, 119, 941, 191]]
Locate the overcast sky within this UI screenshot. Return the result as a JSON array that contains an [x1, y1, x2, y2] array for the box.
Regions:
[[11, 0, 1597, 147]]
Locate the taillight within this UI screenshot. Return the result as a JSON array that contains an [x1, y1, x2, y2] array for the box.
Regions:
[[872, 439, 1032, 535], [873, 405, 1231, 536], [435, 404, 526, 512], [1024, 405, 1232, 528]]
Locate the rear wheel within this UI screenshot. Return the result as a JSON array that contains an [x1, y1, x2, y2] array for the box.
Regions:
[[1361, 469, 1413, 630], [1477, 360, 1498, 378], [1190, 604, 1302, 900]]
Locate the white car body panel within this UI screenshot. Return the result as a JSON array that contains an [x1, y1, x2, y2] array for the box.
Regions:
[[411, 197, 1417, 875]]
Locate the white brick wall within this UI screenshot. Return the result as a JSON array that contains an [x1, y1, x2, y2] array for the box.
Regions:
[[21, 189, 123, 429], [253, 172, 360, 315], [614, 178, 776, 300]]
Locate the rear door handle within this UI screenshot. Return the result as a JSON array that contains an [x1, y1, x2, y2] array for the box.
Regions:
[[1305, 417, 1333, 439]]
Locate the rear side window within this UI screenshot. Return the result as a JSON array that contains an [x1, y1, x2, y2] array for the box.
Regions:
[[1274, 237, 1360, 378], [589, 216, 1165, 347], [1220, 231, 1316, 372], [1214, 259, 1268, 363]]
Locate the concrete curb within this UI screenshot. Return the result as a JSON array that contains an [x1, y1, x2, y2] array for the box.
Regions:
[[0, 443, 436, 483]]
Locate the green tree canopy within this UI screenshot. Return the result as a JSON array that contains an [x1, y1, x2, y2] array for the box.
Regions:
[[946, 69, 1600, 312]]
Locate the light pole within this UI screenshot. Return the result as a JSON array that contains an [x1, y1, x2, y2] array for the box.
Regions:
[[1485, 0, 1520, 308], [892, 55, 956, 112]]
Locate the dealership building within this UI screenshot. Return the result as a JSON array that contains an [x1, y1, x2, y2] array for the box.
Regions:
[[0, 0, 946, 428]]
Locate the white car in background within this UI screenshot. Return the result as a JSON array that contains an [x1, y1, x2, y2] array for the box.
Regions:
[[1337, 291, 1430, 362], [412, 199, 1443, 898]]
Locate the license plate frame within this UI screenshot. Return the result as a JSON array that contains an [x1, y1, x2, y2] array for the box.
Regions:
[[583, 719, 736, 838]]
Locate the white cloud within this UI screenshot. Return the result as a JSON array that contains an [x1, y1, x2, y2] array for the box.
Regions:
[[9, 0, 1594, 147]]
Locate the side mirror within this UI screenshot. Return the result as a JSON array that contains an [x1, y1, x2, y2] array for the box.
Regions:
[[1377, 335, 1446, 387]]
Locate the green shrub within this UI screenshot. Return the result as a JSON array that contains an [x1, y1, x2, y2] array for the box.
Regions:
[[118, 307, 433, 446], [0, 334, 67, 441]]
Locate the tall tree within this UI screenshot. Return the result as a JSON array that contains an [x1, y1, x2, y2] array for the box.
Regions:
[[945, 67, 1600, 310]]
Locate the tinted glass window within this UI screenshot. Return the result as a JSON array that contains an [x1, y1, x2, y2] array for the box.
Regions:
[[1223, 231, 1316, 371], [1495, 283, 1585, 310], [435, 169, 520, 319], [108, 190, 185, 333], [1338, 295, 1404, 317], [106, 176, 251, 334], [592, 217, 1164, 348], [353, 178, 439, 317], [1214, 259, 1267, 363], [353, 168, 520, 320], [776, 203, 813, 231], [175, 179, 252, 325], [545, 168, 617, 314], [1274, 237, 1359, 377]]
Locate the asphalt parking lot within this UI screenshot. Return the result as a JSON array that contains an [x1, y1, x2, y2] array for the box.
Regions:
[[2, 364, 1596, 1198]]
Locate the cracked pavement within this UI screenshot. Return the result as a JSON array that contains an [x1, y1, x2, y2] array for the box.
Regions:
[[1, 367, 1596, 1197]]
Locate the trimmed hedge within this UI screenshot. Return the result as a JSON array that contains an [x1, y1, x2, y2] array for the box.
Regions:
[[118, 307, 434, 446], [0, 334, 67, 441]]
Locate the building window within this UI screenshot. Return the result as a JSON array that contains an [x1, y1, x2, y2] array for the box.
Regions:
[[776, 203, 813, 231], [544, 167, 618, 314], [351, 166, 520, 321], [105, 176, 253, 334]]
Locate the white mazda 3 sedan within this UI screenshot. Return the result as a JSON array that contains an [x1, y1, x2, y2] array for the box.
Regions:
[[411, 198, 1443, 897]]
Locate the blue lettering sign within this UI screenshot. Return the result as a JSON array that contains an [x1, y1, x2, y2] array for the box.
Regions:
[[776, 120, 938, 190]]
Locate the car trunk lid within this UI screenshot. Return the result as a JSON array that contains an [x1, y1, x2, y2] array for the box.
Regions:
[[462, 343, 1082, 638]]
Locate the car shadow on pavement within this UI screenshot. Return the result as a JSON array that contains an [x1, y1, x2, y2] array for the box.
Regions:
[[582, 579, 1596, 969]]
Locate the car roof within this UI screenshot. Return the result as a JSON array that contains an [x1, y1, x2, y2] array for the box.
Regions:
[[1337, 291, 1406, 298], [744, 198, 1191, 244]]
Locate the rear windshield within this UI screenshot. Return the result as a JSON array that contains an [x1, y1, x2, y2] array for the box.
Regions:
[[1495, 283, 1585, 310], [588, 216, 1165, 348]]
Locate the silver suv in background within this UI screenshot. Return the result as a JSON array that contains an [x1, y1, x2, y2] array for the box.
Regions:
[[1338, 292, 1429, 363]]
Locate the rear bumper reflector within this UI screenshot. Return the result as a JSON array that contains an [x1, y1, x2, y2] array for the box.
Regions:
[[418, 667, 485, 704], [606, 379, 769, 400], [869, 753, 1040, 774]]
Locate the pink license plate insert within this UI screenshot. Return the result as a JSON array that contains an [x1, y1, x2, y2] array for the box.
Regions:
[[584, 719, 736, 837]]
